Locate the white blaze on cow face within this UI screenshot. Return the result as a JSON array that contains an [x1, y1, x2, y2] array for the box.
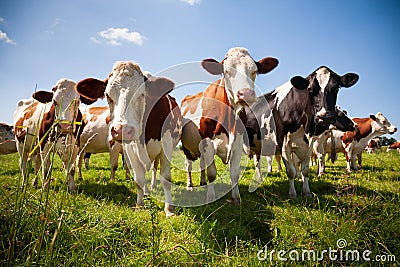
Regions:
[[315, 67, 331, 93], [373, 112, 397, 134], [52, 79, 80, 133], [105, 61, 146, 142], [222, 47, 258, 106]]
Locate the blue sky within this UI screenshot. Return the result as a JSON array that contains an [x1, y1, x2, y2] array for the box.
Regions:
[[1, 0, 399, 139]]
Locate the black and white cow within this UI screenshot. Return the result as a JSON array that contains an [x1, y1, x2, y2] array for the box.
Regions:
[[245, 66, 359, 198]]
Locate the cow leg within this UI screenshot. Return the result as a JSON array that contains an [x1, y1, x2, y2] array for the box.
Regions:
[[199, 138, 216, 202], [229, 136, 244, 204], [282, 137, 297, 198], [357, 153, 362, 169], [77, 151, 84, 180], [32, 154, 41, 188], [109, 145, 119, 180], [275, 154, 282, 171], [293, 145, 312, 197], [129, 151, 148, 208], [317, 153, 326, 176], [150, 156, 159, 190], [122, 153, 132, 181], [84, 152, 91, 169], [254, 154, 263, 180], [159, 151, 175, 217], [265, 155, 272, 174], [185, 158, 194, 190]]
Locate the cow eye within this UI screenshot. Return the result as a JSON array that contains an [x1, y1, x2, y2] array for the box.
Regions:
[[53, 100, 58, 107], [106, 94, 113, 104]]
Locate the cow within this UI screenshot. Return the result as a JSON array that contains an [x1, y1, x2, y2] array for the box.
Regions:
[[75, 61, 182, 216], [181, 47, 279, 204], [387, 141, 400, 152], [0, 122, 17, 155], [366, 137, 381, 154], [311, 107, 357, 176], [13, 79, 85, 190], [245, 66, 359, 198], [326, 112, 397, 171], [77, 106, 130, 180]]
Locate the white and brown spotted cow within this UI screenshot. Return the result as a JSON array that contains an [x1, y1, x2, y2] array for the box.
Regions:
[[326, 112, 397, 171], [77, 106, 130, 180], [0, 122, 17, 155], [13, 79, 85, 190], [181, 47, 279, 204], [75, 62, 182, 216], [387, 141, 400, 152]]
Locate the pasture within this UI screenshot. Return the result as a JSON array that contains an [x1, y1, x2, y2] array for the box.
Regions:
[[1, 149, 399, 266]]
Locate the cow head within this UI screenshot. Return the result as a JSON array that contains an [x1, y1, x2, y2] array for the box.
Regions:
[[307, 66, 359, 126], [333, 106, 357, 132], [371, 112, 397, 135], [32, 78, 81, 134], [201, 47, 278, 107], [75, 61, 175, 143]]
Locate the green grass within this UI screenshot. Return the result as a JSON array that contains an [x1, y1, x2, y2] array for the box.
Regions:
[[0, 149, 399, 266]]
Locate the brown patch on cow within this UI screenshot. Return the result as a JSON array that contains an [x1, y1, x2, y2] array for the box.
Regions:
[[39, 105, 56, 149], [198, 79, 235, 139], [389, 141, 400, 149], [14, 102, 39, 142], [105, 115, 111, 124], [181, 92, 203, 116], [144, 95, 180, 143], [342, 117, 374, 145]]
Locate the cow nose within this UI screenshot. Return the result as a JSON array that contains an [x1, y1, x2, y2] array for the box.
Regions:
[[111, 124, 135, 142], [58, 123, 74, 134], [236, 89, 256, 105]]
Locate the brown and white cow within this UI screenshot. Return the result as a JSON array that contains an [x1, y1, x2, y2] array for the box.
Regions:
[[13, 79, 84, 190], [77, 106, 130, 180], [75, 61, 182, 216], [326, 112, 397, 171], [387, 141, 400, 152], [366, 137, 381, 154], [181, 47, 279, 204], [0, 122, 17, 155]]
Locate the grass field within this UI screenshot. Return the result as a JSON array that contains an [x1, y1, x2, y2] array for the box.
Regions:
[[0, 148, 399, 266]]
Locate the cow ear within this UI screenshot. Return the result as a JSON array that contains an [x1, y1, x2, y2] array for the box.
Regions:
[[75, 78, 107, 105], [145, 77, 175, 98], [201, 58, 223, 75], [370, 114, 377, 121], [290, 76, 309, 90], [340, 73, 359, 88], [32, 90, 53, 103], [256, 57, 279, 74]]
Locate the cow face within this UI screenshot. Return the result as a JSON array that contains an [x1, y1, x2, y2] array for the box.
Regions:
[[307, 66, 359, 126], [104, 62, 147, 143], [33, 78, 80, 134], [334, 107, 357, 132], [371, 112, 397, 135], [201, 47, 278, 106]]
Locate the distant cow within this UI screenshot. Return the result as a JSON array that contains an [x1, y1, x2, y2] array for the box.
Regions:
[[387, 141, 400, 152], [13, 79, 85, 190], [0, 122, 17, 155], [77, 106, 130, 180], [326, 112, 397, 171], [181, 47, 279, 204], [245, 67, 359, 198], [366, 137, 382, 154], [75, 61, 181, 216]]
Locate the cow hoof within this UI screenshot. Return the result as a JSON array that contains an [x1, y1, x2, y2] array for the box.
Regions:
[[186, 185, 193, 191], [227, 197, 241, 205], [303, 192, 312, 198], [165, 204, 175, 217], [289, 193, 297, 199]]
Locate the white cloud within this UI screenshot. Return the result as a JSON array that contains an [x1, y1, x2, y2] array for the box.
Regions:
[[180, 0, 201, 5], [0, 30, 16, 45], [92, 27, 144, 46], [0, 17, 4, 23]]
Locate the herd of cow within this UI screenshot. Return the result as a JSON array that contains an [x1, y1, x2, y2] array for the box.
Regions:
[[0, 47, 398, 216]]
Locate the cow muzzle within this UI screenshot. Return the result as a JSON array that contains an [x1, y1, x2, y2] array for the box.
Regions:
[[57, 123, 74, 134], [110, 124, 135, 142], [236, 89, 256, 105]]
